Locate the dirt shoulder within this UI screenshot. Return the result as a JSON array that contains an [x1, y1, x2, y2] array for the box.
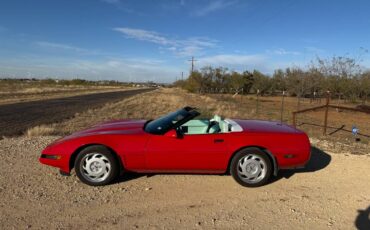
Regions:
[[0, 136, 369, 229]]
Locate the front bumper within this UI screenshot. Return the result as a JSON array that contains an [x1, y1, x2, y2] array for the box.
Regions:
[[39, 154, 70, 173]]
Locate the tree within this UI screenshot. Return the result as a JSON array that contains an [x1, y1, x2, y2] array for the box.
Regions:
[[271, 69, 286, 93], [251, 70, 271, 95], [359, 72, 370, 104], [175, 54, 368, 105], [313, 56, 363, 100], [184, 71, 202, 93], [229, 71, 254, 94]]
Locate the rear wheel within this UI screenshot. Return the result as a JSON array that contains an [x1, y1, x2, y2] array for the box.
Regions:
[[74, 145, 119, 186], [230, 148, 272, 187]]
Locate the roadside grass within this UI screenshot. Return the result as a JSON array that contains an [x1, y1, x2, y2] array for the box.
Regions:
[[26, 124, 57, 137], [0, 80, 123, 95], [0, 80, 132, 105], [0, 85, 126, 97]]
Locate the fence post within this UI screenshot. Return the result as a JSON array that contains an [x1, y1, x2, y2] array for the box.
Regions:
[[323, 91, 330, 135], [256, 89, 260, 118], [280, 90, 285, 123], [241, 88, 244, 102]]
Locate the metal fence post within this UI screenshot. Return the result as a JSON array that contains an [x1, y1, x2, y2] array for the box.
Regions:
[[280, 90, 285, 123], [323, 91, 330, 135], [256, 89, 260, 118]]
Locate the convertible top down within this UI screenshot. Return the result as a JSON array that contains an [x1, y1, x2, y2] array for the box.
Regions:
[[40, 107, 311, 187]]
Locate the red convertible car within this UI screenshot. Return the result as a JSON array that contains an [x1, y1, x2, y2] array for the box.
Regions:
[[40, 107, 311, 187]]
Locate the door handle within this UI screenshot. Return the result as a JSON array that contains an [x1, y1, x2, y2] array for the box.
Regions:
[[214, 139, 224, 143]]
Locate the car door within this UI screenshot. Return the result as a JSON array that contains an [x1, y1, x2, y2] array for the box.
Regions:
[[145, 131, 230, 172]]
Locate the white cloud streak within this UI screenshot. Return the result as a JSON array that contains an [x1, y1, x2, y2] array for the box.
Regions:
[[0, 57, 178, 82], [36, 41, 88, 53], [198, 54, 265, 66], [304, 46, 325, 54], [266, 48, 301, 56], [196, 54, 272, 72], [100, 0, 120, 4], [193, 0, 238, 16], [113, 28, 172, 46], [114, 27, 217, 56], [35, 41, 106, 56]]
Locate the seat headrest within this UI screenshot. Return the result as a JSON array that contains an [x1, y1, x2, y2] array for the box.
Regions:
[[213, 115, 222, 122]]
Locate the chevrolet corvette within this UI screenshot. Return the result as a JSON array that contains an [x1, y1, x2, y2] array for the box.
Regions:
[[40, 107, 311, 187]]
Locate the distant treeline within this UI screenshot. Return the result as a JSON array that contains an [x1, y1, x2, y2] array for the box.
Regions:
[[174, 56, 370, 103], [0, 78, 166, 88]]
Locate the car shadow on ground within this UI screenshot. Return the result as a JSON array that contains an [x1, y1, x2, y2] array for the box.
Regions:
[[271, 146, 332, 183], [115, 172, 145, 184], [355, 205, 370, 230]]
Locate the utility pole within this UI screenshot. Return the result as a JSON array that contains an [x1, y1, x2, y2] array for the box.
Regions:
[[188, 56, 197, 73], [181, 72, 184, 80]]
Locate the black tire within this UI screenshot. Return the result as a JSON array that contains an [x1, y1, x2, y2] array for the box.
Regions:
[[74, 145, 119, 186], [230, 148, 272, 187]]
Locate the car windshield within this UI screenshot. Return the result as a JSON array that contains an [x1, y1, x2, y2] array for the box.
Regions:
[[145, 107, 199, 135]]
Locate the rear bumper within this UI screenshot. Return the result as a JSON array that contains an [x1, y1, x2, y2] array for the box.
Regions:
[[279, 148, 311, 170]]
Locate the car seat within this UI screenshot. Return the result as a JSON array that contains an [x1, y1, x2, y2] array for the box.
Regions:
[[208, 115, 222, 133]]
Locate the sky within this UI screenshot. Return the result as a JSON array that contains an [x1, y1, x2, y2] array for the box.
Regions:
[[0, 0, 369, 83]]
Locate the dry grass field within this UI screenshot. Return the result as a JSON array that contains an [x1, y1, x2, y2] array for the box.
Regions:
[[1, 87, 369, 229], [0, 80, 131, 105]]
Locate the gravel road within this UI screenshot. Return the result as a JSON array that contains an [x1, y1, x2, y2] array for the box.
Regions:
[[0, 88, 154, 137], [0, 136, 369, 229]]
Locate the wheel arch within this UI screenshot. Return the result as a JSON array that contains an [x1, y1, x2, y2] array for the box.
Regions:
[[69, 143, 124, 174], [227, 146, 278, 176]]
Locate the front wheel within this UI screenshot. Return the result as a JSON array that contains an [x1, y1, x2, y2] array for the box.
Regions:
[[74, 145, 119, 186], [230, 148, 272, 187]]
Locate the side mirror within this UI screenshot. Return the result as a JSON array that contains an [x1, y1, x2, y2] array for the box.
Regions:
[[164, 129, 178, 138]]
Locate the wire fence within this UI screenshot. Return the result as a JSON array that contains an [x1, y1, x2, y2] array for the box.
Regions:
[[199, 88, 370, 139]]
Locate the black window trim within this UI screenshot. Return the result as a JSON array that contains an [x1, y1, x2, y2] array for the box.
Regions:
[[144, 107, 200, 135]]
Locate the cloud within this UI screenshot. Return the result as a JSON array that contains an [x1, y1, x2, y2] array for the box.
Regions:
[[196, 53, 307, 74], [35, 41, 104, 56], [304, 46, 325, 54], [70, 58, 177, 82], [197, 54, 269, 71], [114, 27, 217, 56], [100, 0, 140, 14], [161, 0, 186, 10], [301, 38, 319, 44], [36, 41, 88, 53], [100, 0, 120, 4], [114, 28, 172, 46], [193, 0, 238, 16], [266, 48, 301, 56], [0, 57, 178, 82], [198, 54, 265, 65]]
